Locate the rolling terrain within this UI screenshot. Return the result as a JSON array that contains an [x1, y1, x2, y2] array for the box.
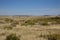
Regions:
[[0, 16, 60, 40]]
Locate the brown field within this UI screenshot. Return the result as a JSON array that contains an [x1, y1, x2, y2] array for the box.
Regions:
[[0, 15, 60, 40]]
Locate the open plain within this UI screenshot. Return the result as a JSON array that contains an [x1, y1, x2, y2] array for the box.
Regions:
[[0, 16, 60, 40]]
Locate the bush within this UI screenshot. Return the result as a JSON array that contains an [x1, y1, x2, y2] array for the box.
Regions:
[[4, 18, 13, 23], [47, 34, 60, 40], [5, 34, 20, 40], [3, 26, 13, 30], [39, 33, 60, 40], [40, 22, 49, 26], [21, 20, 35, 26], [4, 26, 13, 30], [11, 21, 19, 27]]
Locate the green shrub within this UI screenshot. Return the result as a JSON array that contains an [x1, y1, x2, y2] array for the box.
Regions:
[[5, 34, 20, 40]]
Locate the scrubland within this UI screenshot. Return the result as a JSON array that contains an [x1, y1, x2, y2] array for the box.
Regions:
[[0, 16, 60, 40]]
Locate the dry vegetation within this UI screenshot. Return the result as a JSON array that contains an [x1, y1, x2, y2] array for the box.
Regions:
[[0, 16, 60, 40]]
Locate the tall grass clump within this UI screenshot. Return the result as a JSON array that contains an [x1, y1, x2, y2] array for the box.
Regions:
[[5, 34, 20, 40], [39, 33, 60, 40], [21, 20, 35, 26], [4, 18, 13, 23], [11, 21, 19, 27], [38, 21, 50, 26], [4, 26, 13, 30]]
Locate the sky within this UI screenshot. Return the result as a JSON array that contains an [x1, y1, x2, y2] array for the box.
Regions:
[[0, 0, 60, 15]]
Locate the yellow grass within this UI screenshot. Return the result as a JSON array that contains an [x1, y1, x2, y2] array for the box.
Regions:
[[0, 16, 60, 40]]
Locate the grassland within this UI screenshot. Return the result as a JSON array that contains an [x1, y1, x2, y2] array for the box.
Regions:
[[0, 15, 60, 40]]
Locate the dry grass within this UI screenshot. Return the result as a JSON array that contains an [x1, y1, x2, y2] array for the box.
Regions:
[[0, 16, 60, 40]]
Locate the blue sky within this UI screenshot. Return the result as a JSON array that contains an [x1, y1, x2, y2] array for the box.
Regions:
[[0, 0, 60, 15]]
